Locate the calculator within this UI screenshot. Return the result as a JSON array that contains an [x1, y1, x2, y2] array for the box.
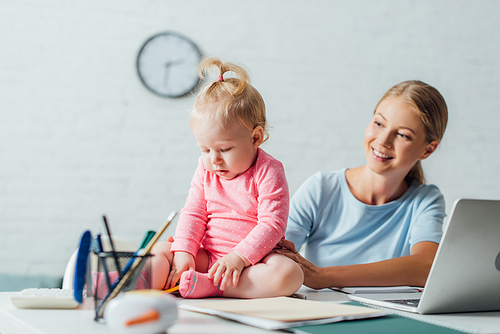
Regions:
[[10, 288, 84, 309]]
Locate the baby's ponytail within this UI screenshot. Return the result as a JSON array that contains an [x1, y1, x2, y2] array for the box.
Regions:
[[191, 58, 268, 142], [198, 58, 250, 97]]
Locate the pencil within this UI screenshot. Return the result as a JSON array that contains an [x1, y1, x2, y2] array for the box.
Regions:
[[163, 285, 179, 294]]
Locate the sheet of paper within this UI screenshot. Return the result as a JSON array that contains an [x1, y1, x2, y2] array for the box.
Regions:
[[179, 297, 385, 330]]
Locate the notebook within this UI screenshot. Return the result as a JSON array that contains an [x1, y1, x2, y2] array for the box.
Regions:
[[348, 198, 500, 314]]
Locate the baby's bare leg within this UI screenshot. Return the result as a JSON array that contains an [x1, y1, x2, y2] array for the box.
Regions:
[[150, 241, 174, 289], [223, 253, 304, 298]]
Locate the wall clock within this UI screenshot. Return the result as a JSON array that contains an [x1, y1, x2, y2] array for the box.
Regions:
[[136, 32, 202, 98]]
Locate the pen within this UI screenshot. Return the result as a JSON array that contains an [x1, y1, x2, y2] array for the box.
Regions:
[[290, 293, 307, 300], [96, 234, 113, 290], [102, 215, 122, 279], [96, 234, 104, 252]]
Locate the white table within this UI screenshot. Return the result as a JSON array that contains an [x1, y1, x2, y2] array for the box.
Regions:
[[0, 287, 347, 334], [1, 287, 500, 334]]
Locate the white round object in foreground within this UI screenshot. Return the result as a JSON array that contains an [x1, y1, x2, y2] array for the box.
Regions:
[[106, 290, 177, 334]]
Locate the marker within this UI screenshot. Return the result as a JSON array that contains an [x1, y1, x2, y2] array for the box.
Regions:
[[114, 230, 157, 283], [139, 230, 156, 250]]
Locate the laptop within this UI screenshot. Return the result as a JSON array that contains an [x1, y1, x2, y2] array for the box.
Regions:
[[348, 198, 500, 314]]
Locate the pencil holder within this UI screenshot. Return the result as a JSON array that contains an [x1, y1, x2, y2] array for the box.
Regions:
[[93, 251, 153, 322]]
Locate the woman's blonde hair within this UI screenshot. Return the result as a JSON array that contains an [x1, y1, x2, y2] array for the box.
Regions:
[[190, 57, 268, 141], [375, 80, 448, 184]]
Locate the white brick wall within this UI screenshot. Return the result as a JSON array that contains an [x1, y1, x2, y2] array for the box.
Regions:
[[1, 0, 500, 277]]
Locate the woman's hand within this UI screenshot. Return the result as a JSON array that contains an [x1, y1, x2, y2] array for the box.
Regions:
[[166, 251, 195, 289], [275, 239, 323, 289], [208, 251, 249, 291]]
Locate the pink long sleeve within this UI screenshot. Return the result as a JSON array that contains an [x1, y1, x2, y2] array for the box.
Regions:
[[171, 148, 289, 265], [232, 155, 289, 264]]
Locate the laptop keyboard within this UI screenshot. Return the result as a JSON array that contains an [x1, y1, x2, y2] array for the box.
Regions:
[[387, 299, 420, 307]]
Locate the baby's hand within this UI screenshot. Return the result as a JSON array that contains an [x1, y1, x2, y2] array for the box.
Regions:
[[166, 251, 195, 289], [208, 251, 250, 291]]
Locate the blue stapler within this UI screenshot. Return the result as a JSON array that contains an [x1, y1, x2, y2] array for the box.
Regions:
[[74, 230, 92, 304]]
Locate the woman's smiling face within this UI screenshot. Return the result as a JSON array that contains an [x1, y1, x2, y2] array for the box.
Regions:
[[364, 96, 437, 179]]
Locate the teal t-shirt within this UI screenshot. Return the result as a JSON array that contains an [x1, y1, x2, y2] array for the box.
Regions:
[[285, 169, 446, 267]]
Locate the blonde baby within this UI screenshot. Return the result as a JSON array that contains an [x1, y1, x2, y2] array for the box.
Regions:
[[151, 58, 303, 298]]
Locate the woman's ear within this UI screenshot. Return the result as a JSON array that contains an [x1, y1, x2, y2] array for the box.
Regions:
[[252, 126, 264, 148], [420, 140, 439, 160]]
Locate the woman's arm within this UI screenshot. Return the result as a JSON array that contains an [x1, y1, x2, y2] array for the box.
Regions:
[[276, 239, 438, 289]]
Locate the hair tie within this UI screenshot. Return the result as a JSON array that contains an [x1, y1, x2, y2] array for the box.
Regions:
[[218, 75, 224, 82]]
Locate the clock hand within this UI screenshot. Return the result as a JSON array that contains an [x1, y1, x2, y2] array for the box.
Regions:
[[162, 66, 171, 88], [162, 60, 186, 89], [166, 59, 185, 67]]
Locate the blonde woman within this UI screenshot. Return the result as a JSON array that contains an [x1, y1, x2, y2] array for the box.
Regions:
[[277, 81, 448, 290]]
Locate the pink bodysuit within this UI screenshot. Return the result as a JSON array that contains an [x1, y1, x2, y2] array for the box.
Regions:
[[171, 148, 289, 266]]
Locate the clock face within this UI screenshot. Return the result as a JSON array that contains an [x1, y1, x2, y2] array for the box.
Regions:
[[137, 32, 202, 98]]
